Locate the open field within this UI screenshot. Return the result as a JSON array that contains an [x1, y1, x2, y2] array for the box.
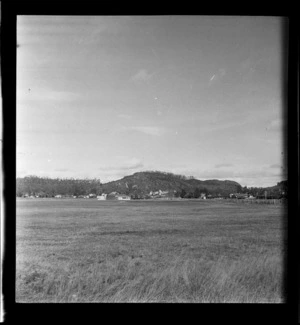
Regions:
[[16, 199, 287, 303]]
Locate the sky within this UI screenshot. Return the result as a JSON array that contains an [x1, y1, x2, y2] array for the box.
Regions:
[[17, 16, 287, 187]]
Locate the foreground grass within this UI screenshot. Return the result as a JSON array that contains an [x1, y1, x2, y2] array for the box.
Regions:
[[17, 254, 284, 303], [16, 199, 286, 303]]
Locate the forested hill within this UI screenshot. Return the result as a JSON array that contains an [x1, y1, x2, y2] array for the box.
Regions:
[[16, 172, 287, 198], [101, 171, 242, 197]]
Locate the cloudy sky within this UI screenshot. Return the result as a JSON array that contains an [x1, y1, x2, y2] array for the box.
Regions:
[[17, 16, 287, 187]]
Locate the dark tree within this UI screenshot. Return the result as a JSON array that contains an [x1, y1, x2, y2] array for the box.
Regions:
[[194, 188, 201, 198], [180, 189, 186, 198]]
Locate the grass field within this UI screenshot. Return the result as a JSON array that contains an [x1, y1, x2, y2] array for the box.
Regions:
[[16, 199, 287, 303]]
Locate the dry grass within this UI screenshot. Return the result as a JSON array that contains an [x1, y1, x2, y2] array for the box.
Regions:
[[16, 199, 286, 303]]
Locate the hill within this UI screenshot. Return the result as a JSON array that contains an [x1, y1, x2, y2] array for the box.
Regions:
[[100, 171, 242, 198]]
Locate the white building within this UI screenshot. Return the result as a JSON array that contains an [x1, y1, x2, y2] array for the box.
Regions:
[[97, 194, 107, 200], [117, 195, 131, 200]]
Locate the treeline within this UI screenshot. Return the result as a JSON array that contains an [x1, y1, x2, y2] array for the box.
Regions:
[[16, 176, 102, 197], [174, 187, 222, 199], [16, 175, 288, 199], [239, 180, 288, 198], [142, 170, 196, 181]]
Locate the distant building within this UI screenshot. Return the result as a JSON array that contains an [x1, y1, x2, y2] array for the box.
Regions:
[[149, 189, 169, 198], [55, 195, 62, 198], [97, 194, 107, 200], [159, 190, 169, 196], [230, 193, 248, 199], [117, 194, 131, 200], [106, 192, 119, 200]]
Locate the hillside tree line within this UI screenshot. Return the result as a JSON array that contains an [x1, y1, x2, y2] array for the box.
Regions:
[[16, 175, 287, 199], [16, 176, 102, 197]]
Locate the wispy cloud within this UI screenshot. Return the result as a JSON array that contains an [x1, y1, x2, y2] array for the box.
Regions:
[[119, 158, 144, 170], [117, 114, 132, 120], [195, 120, 248, 134], [17, 88, 79, 103], [197, 166, 286, 186], [168, 164, 286, 187], [215, 163, 234, 168], [98, 157, 144, 172], [124, 126, 167, 137], [16, 169, 28, 177], [97, 157, 145, 182], [130, 69, 154, 83], [267, 118, 283, 132]]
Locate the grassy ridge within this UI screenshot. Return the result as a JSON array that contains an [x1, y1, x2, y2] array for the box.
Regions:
[[16, 199, 286, 303]]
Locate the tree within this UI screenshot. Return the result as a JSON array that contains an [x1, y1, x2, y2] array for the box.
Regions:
[[180, 189, 186, 198], [242, 186, 248, 193], [236, 185, 243, 193], [174, 190, 180, 198], [185, 192, 194, 199], [194, 188, 201, 198]]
